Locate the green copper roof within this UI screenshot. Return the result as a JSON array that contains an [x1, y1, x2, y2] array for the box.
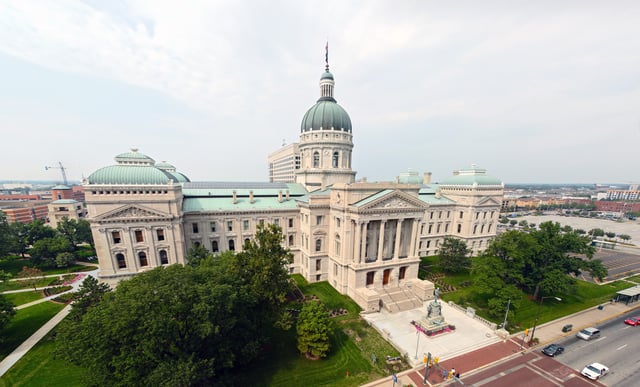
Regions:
[[183, 197, 300, 212], [320, 70, 334, 80], [88, 165, 177, 185], [182, 182, 307, 197], [354, 190, 393, 207], [51, 199, 79, 204], [418, 193, 455, 204], [440, 166, 502, 186], [51, 185, 71, 190], [301, 100, 352, 132]]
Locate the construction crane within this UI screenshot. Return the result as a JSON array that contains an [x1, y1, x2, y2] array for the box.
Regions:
[[45, 161, 69, 186]]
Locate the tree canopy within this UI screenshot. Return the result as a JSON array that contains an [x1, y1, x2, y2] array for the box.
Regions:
[[437, 237, 471, 273], [56, 223, 293, 386], [473, 221, 606, 317], [296, 301, 332, 359]]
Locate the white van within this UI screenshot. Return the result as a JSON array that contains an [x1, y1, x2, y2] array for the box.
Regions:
[[576, 327, 600, 340]]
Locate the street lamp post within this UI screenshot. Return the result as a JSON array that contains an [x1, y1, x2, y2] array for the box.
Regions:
[[530, 296, 561, 343]]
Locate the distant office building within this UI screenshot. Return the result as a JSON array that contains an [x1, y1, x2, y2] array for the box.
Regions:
[[606, 186, 640, 201], [268, 143, 300, 183], [84, 60, 504, 312]]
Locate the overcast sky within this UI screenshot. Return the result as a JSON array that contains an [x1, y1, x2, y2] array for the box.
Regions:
[[1, 1, 639, 185]]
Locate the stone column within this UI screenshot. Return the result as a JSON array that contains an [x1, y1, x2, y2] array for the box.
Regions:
[[354, 221, 362, 263], [394, 219, 403, 259], [377, 221, 386, 262], [409, 218, 419, 257]]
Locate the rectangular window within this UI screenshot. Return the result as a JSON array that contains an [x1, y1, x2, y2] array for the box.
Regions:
[[316, 274, 321, 282], [460, 211, 463, 219], [336, 218, 341, 228], [428, 225, 433, 234], [274, 218, 279, 226], [210, 221, 216, 232], [334, 263, 338, 276], [259, 219, 265, 226], [399, 266, 407, 280], [316, 215, 323, 225], [288, 218, 294, 228], [227, 221, 233, 232], [192, 223, 199, 233], [156, 229, 165, 241], [439, 211, 442, 219], [316, 259, 321, 271], [366, 272, 375, 286], [426, 241, 431, 248], [211, 240, 219, 252], [447, 211, 450, 218], [112, 231, 121, 244], [135, 230, 144, 243], [437, 224, 441, 233], [430, 212, 434, 219], [243, 220, 249, 230]]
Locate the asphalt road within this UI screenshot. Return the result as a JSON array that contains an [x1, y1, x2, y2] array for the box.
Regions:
[[552, 310, 640, 386]]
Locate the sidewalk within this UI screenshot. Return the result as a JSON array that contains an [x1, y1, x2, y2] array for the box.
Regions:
[[363, 301, 640, 387]]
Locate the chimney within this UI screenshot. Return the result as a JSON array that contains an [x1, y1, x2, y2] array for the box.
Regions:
[[423, 172, 432, 184], [286, 190, 290, 200], [232, 190, 237, 204], [278, 190, 283, 203], [249, 190, 254, 204]]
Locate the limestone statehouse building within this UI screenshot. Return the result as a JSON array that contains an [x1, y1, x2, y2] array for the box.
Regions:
[[84, 61, 504, 313]]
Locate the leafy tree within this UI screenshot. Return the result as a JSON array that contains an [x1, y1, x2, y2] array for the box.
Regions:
[[25, 219, 57, 245], [296, 301, 332, 359], [476, 222, 605, 300], [575, 229, 586, 235], [605, 232, 616, 239], [518, 220, 528, 228], [56, 265, 257, 386], [529, 223, 536, 229], [0, 212, 12, 257], [57, 218, 94, 249], [588, 228, 605, 237], [0, 294, 16, 335], [486, 284, 523, 322], [17, 266, 44, 291], [561, 225, 573, 233], [8, 221, 30, 257], [499, 217, 509, 224], [509, 219, 518, 226], [233, 224, 293, 326], [29, 236, 73, 266], [185, 243, 213, 267], [0, 270, 11, 282], [619, 234, 631, 242], [438, 237, 471, 273], [55, 252, 76, 268], [67, 276, 111, 320]]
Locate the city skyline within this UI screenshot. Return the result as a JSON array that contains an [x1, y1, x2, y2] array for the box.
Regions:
[[1, 1, 639, 184]]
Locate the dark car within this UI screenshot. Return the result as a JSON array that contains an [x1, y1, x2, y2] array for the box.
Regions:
[[542, 343, 564, 357]]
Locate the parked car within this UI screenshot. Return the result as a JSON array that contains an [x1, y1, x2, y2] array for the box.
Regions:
[[581, 363, 609, 380], [624, 316, 640, 326], [542, 344, 564, 357], [576, 327, 600, 340]]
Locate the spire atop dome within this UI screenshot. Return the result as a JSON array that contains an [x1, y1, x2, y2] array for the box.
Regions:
[[325, 41, 329, 72]]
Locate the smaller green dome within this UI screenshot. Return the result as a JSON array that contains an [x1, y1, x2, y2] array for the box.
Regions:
[[320, 70, 334, 80], [115, 148, 155, 165], [440, 166, 502, 186]]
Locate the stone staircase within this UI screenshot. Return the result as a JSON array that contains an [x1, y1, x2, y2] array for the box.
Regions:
[[379, 286, 423, 313]]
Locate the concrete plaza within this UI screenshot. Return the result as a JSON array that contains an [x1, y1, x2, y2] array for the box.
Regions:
[[362, 301, 501, 367]]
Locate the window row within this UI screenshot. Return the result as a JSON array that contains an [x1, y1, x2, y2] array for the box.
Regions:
[[115, 250, 169, 269], [191, 218, 295, 234], [111, 229, 166, 244], [92, 190, 168, 195]]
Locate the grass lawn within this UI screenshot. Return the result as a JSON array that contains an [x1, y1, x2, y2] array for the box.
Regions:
[[0, 331, 85, 387], [0, 278, 54, 292], [0, 302, 65, 361], [3, 291, 43, 307], [420, 256, 634, 333], [0, 258, 96, 277]]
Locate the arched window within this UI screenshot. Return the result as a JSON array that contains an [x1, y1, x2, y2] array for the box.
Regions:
[[138, 252, 148, 267], [159, 250, 168, 265], [211, 240, 219, 253], [315, 238, 322, 252], [332, 151, 339, 168], [313, 151, 320, 168], [116, 253, 126, 269], [335, 234, 341, 256], [229, 239, 235, 251], [457, 224, 462, 233], [244, 238, 251, 247]]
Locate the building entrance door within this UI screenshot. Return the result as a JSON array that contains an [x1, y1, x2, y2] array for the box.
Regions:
[[383, 269, 391, 285]]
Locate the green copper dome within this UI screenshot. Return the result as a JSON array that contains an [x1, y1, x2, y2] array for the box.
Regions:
[[300, 68, 352, 132], [301, 100, 352, 132], [87, 149, 190, 185]]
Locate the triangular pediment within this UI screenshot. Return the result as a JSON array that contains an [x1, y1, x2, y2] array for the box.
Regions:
[[357, 190, 427, 212], [95, 204, 171, 221], [476, 196, 502, 206]]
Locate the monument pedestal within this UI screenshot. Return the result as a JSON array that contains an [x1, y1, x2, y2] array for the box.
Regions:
[[412, 300, 456, 337]]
